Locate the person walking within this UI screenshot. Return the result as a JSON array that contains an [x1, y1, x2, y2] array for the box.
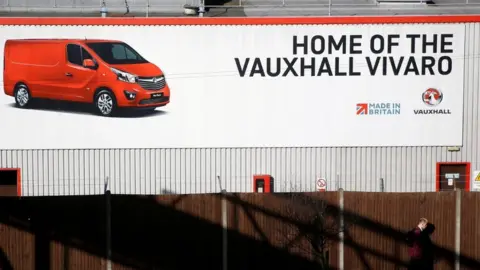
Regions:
[[406, 218, 429, 270]]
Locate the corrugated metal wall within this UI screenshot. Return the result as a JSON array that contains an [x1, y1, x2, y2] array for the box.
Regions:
[[1, 22, 479, 196]]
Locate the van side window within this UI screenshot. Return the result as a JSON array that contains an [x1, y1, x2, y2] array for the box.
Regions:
[[67, 44, 83, 66], [111, 44, 138, 60], [81, 48, 93, 60]]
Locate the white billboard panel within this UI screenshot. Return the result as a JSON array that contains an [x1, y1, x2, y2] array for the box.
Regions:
[[0, 22, 465, 149]]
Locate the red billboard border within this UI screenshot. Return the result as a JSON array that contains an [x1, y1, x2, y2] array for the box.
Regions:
[[0, 15, 479, 26]]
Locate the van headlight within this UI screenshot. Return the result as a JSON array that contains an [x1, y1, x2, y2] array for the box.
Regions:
[[111, 67, 137, 84]]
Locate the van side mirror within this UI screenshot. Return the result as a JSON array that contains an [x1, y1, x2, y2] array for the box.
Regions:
[[83, 59, 96, 69]]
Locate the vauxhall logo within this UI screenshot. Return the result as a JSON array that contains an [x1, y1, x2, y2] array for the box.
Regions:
[[413, 88, 452, 115]]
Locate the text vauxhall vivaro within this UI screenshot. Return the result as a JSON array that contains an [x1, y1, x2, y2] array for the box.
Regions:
[[3, 39, 170, 116]]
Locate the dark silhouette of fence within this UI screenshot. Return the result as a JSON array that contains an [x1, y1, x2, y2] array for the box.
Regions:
[[0, 191, 479, 270]]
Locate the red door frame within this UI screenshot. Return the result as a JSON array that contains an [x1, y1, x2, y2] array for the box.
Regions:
[[0, 168, 21, 196], [253, 174, 273, 193], [436, 162, 471, 192]]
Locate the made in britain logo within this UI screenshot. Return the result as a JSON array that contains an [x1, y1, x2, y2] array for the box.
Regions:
[[413, 88, 451, 115], [356, 103, 401, 115]]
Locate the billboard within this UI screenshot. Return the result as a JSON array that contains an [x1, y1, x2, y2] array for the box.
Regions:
[[0, 19, 465, 149]]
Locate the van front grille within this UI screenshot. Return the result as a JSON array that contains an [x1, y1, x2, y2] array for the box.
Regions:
[[137, 76, 166, 91]]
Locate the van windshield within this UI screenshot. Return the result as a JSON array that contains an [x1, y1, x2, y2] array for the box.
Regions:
[[85, 42, 148, 64]]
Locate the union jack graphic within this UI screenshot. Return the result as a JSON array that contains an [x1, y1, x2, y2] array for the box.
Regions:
[[356, 103, 368, 115]]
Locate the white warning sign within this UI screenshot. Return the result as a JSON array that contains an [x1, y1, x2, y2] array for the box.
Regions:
[[475, 171, 480, 181], [472, 171, 480, 192]]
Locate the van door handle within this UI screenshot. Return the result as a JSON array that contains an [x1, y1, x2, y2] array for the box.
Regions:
[[65, 72, 73, 77]]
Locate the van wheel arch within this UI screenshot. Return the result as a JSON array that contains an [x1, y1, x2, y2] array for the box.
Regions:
[[14, 82, 29, 92], [93, 87, 114, 99], [14, 81, 27, 88]]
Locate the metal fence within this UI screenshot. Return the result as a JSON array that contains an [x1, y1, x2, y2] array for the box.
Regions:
[[2, 0, 480, 8], [2, 0, 372, 9], [1, 191, 479, 269], [2, 0, 480, 16]]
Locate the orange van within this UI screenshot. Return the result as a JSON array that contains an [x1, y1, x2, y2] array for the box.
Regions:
[[3, 39, 170, 116]]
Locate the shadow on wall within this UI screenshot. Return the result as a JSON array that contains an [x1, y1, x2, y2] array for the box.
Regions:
[[0, 192, 479, 269], [206, 0, 232, 5], [0, 247, 13, 270], [204, 0, 247, 17], [0, 194, 321, 270], [269, 192, 480, 270]]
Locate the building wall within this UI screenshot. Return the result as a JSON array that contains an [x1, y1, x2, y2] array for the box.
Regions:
[[0, 22, 479, 196]]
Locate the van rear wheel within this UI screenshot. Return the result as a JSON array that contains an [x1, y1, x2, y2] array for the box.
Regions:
[[94, 89, 117, 117], [14, 84, 31, 108]]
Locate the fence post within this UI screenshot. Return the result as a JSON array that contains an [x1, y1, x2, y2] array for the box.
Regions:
[[335, 173, 340, 190], [338, 188, 344, 270], [198, 0, 205, 17], [221, 189, 228, 270], [146, 0, 150, 17], [105, 179, 112, 270], [454, 189, 461, 270], [100, 1, 107, 18]]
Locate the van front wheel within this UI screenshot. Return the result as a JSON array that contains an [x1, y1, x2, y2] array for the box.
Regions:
[[94, 90, 117, 117], [14, 84, 31, 108]]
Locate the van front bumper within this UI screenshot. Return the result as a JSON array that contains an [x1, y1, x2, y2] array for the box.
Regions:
[[115, 84, 171, 108]]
